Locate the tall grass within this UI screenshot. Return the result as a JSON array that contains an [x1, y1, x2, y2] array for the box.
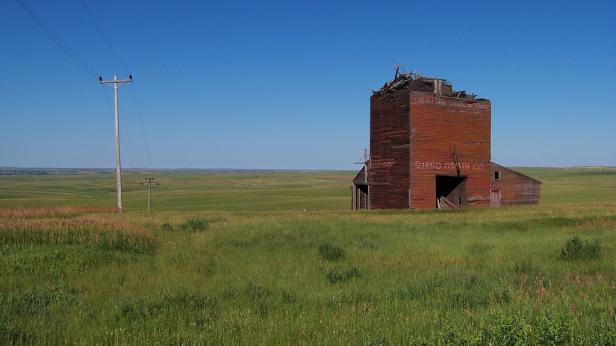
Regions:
[[0, 217, 155, 253], [0, 207, 115, 219]]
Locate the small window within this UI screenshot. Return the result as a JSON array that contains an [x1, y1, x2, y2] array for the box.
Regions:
[[494, 171, 501, 180], [458, 197, 462, 206]]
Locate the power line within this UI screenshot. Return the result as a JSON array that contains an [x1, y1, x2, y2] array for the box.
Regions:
[[15, 0, 96, 78], [118, 101, 140, 168], [16, 0, 147, 210], [79, 0, 153, 168], [78, 0, 130, 75], [130, 86, 153, 167]]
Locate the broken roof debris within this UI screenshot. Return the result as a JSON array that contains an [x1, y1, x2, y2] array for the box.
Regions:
[[372, 72, 486, 101]]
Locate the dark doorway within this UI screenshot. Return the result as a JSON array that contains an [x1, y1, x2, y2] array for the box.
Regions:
[[353, 184, 369, 210], [435, 176, 467, 208]]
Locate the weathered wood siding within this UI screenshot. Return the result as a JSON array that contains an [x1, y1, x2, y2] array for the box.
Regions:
[[361, 75, 540, 210], [368, 89, 410, 209], [491, 164, 541, 205], [409, 93, 492, 208]]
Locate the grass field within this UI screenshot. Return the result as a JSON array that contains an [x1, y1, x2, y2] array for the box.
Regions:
[[1, 167, 615, 344]]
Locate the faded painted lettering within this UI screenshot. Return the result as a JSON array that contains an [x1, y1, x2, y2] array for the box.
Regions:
[[414, 161, 487, 171], [411, 95, 490, 110]]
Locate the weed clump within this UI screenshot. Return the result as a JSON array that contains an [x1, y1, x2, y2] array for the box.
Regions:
[[161, 222, 173, 231], [513, 259, 540, 275], [480, 311, 530, 345], [325, 270, 343, 284], [326, 267, 361, 284], [180, 218, 209, 232], [318, 243, 345, 261], [117, 292, 216, 321], [242, 281, 289, 318], [533, 308, 573, 344], [560, 236, 600, 260], [466, 241, 494, 255], [447, 275, 490, 309]]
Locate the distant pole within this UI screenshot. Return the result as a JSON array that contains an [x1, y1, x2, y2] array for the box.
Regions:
[[141, 177, 158, 213], [99, 74, 133, 213], [147, 178, 151, 213]]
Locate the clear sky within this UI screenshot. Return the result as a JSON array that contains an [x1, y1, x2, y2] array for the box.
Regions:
[[1, 0, 614, 169]]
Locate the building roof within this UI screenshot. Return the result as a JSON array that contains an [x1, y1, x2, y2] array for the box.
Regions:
[[491, 162, 542, 184], [353, 166, 368, 185], [372, 72, 486, 101]]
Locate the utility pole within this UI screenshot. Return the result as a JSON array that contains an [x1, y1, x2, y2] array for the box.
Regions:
[[141, 177, 159, 213], [99, 74, 133, 213]]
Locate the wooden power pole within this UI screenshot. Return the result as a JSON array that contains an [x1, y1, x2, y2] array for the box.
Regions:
[[99, 74, 133, 213], [141, 177, 159, 213]]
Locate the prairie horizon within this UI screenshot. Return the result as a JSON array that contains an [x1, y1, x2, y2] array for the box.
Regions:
[[1, 167, 616, 343]]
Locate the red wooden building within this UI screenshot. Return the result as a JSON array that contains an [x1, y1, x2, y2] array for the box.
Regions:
[[352, 73, 540, 210]]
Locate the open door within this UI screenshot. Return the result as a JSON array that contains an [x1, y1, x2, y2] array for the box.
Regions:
[[352, 184, 369, 210], [435, 176, 467, 208]]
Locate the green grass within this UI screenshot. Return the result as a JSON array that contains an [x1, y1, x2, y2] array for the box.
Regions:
[[1, 167, 616, 344]]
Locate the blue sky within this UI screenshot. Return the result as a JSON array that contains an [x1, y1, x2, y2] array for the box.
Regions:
[[1, 0, 614, 169]]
